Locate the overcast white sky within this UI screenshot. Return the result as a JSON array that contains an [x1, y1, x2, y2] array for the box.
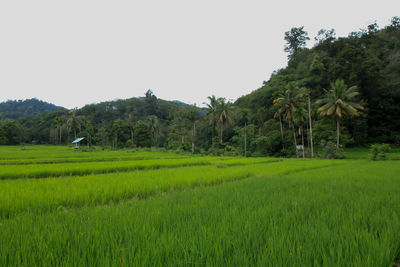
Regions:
[[0, 1, 398, 109]]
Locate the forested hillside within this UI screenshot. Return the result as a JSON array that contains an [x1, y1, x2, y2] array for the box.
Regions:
[[0, 98, 63, 119], [0, 17, 399, 157], [14, 90, 207, 151], [236, 18, 400, 147]]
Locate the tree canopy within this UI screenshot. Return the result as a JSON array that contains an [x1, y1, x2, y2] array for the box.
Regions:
[[1, 17, 399, 156]]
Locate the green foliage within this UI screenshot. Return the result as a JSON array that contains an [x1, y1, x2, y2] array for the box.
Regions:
[[284, 26, 310, 56], [313, 120, 353, 148], [133, 121, 152, 148], [314, 28, 336, 44], [317, 79, 363, 119], [319, 139, 344, 159], [0, 98, 63, 119], [253, 132, 287, 157], [204, 96, 234, 144], [0, 121, 25, 145], [370, 143, 391, 160], [2, 17, 399, 155], [232, 124, 256, 156], [237, 17, 400, 150]]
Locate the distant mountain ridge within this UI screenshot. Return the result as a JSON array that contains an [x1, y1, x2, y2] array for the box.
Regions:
[[172, 100, 189, 106], [0, 98, 64, 119]]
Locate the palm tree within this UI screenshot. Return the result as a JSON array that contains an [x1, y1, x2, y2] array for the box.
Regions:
[[295, 87, 314, 158], [127, 113, 135, 146], [85, 120, 94, 147], [317, 79, 364, 149], [147, 115, 159, 146], [294, 107, 307, 158], [273, 82, 301, 157], [216, 98, 233, 144], [306, 89, 314, 158], [204, 95, 219, 143], [53, 115, 65, 145], [239, 109, 249, 157], [98, 124, 107, 150], [58, 117, 64, 145], [273, 88, 286, 149], [53, 116, 60, 144], [66, 110, 81, 140], [185, 106, 200, 154]]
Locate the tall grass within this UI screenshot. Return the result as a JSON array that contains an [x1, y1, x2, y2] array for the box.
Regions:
[[343, 147, 400, 160], [0, 145, 189, 163], [0, 157, 208, 179], [0, 159, 333, 218], [0, 161, 399, 266], [0, 157, 279, 180]]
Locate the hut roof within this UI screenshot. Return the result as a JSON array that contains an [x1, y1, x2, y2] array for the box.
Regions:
[[71, 137, 85, 144]]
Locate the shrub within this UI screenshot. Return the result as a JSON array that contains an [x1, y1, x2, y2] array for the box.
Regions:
[[371, 144, 391, 160], [319, 139, 344, 159], [223, 145, 237, 156]]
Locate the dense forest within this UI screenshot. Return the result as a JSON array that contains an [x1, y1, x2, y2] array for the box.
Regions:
[[0, 98, 64, 119], [0, 17, 399, 157]]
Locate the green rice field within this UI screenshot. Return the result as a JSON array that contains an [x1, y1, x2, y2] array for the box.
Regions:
[[0, 145, 400, 266]]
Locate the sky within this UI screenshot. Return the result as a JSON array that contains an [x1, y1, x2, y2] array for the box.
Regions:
[[0, 1, 398, 109]]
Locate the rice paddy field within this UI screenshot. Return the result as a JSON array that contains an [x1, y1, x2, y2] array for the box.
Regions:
[[0, 145, 400, 266]]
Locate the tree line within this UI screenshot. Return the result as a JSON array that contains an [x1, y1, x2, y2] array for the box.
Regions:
[[0, 17, 399, 157], [0, 98, 63, 120]]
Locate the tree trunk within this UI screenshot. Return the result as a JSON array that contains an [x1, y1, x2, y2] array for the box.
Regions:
[[130, 128, 134, 147], [301, 126, 305, 158], [191, 122, 196, 154], [211, 123, 215, 145], [279, 113, 284, 149], [244, 122, 247, 157], [305, 119, 309, 149], [308, 96, 314, 158], [337, 120, 340, 150], [59, 126, 62, 145], [101, 132, 105, 150], [220, 126, 223, 144], [291, 121, 298, 158]]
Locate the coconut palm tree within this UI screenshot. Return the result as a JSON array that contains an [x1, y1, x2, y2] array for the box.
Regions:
[[305, 89, 314, 158], [294, 107, 307, 158], [53, 116, 61, 144], [147, 115, 159, 146], [184, 106, 200, 154], [57, 116, 64, 145], [127, 113, 135, 146], [204, 95, 218, 143], [317, 79, 364, 149], [296, 87, 314, 158], [216, 98, 233, 144], [239, 108, 249, 157], [66, 110, 82, 140], [273, 88, 288, 150], [273, 82, 302, 157]]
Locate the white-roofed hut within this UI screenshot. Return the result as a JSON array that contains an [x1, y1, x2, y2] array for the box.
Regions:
[[71, 137, 88, 149]]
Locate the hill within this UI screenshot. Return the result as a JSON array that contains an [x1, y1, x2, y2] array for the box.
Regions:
[[1, 18, 399, 154], [235, 18, 400, 145], [16, 91, 204, 148], [0, 98, 64, 120]]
